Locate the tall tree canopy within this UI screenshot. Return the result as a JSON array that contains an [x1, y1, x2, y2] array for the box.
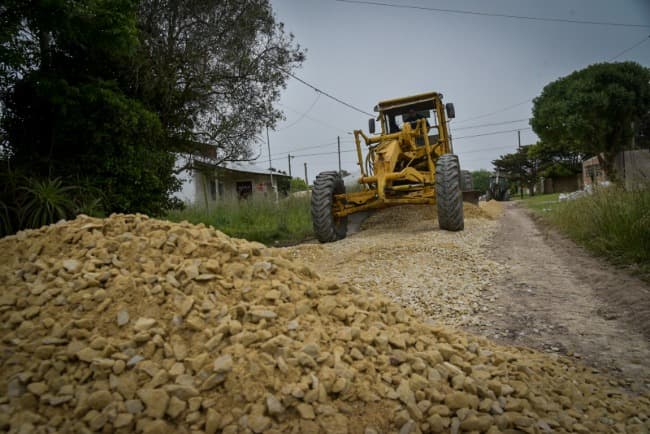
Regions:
[[0, 0, 304, 226], [531, 61, 650, 180], [135, 0, 305, 166]]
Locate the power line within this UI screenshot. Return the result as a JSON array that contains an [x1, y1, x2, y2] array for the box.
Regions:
[[278, 102, 350, 134], [452, 118, 529, 131], [256, 127, 533, 166], [459, 144, 519, 155], [335, 0, 650, 28], [257, 138, 355, 164], [453, 100, 532, 125], [608, 34, 650, 61], [260, 127, 530, 165], [454, 127, 532, 140], [276, 94, 321, 131], [278, 67, 374, 117]]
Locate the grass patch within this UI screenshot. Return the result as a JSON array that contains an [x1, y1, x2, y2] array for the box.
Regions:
[[526, 187, 650, 276], [165, 195, 313, 245], [516, 193, 561, 213]]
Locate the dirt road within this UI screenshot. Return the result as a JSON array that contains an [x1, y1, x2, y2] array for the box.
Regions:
[[287, 202, 650, 393], [472, 202, 650, 393]]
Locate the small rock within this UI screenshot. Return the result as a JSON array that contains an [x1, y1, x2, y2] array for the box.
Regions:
[[49, 395, 73, 406], [178, 296, 194, 317], [141, 420, 171, 434], [113, 413, 133, 428], [397, 380, 415, 406], [296, 403, 315, 419], [134, 317, 156, 331], [248, 415, 272, 433], [427, 414, 448, 433], [137, 388, 169, 419], [302, 343, 320, 358], [205, 408, 221, 434], [26, 382, 48, 396], [331, 377, 348, 393], [124, 399, 144, 414], [87, 390, 113, 410], [444, 391, 478, 410], [166, 396, 186, 418], [113, 360, 126, 375], [399, 420, 416, 434], [127, 355, 144, 367], [117, 310, 129, 327], [213, 354, 233, 373], [266, 394, 284, 415], [62, 259, 81, 273], [76, 347, 100, 362]]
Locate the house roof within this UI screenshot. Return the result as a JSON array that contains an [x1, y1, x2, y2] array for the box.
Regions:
[[218, 161, 291, 177]]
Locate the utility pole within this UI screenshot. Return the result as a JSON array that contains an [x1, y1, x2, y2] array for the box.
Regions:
[[337, 136, 341, 174], [266, 127, 278, 202], [518, 130, 523, 199], [304, 162, 308, 186], [288, 154, 293, 177]]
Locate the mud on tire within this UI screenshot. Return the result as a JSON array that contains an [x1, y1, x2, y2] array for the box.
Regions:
[[311, 171, 348, 243], [436, 154, 464, 231]]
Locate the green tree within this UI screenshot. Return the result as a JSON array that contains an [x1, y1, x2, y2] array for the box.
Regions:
[[527, 141, 583, 179], [135, 0, 305, 167], [493, 145, 542, 196], [531, 62, 650, 181], [290, 177, 309, 192], [0, 0, 304, 230], [1, 0, 180, 217], [470, 169, 491, 193]]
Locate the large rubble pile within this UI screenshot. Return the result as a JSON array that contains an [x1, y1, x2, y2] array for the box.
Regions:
[[0, 214, 648, 433]]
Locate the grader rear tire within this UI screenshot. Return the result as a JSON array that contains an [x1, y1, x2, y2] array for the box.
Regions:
[[311, 171, 348, 243], [436, 154, 464, 231], [460, 170, 473, 191]]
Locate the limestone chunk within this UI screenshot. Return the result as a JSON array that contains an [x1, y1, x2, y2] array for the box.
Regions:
[[213, 355, 233, 373], [137, 388, 169, 419]]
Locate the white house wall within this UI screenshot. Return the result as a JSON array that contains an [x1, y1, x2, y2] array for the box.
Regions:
[[188, 169, 283, 206]]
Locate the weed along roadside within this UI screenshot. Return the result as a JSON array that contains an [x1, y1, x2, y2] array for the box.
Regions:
[[1, 213, 649, 433], [518, 187, 650, 279], [166, 196, 313, 246]]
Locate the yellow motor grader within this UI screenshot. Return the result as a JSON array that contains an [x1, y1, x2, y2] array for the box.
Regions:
[[311, 91, 464, 242]]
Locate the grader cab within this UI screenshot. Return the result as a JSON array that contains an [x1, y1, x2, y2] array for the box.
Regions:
[[311, 91, 465, 243]]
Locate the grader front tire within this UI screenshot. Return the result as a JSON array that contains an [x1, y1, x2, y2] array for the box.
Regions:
[[311, 171, 348, 243], [436, 154, 464, 231]]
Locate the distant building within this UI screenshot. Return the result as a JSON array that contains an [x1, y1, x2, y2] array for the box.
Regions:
[[541, 175, 582, 194], [582, 156, 608, 187], [176, 159, 290, 205], [582, 150, 650, 189]]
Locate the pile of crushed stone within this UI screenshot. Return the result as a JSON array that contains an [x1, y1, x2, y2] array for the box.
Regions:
[[477, 201, 504, 220], [0, 214, 648, 433], [361, 202, 500, 231]]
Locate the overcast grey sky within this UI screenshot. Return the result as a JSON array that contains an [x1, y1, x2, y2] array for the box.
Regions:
[[261, 0, 650, 181]]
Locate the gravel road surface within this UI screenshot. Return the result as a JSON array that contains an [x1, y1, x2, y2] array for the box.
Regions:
[[288, 201, 650, 393]]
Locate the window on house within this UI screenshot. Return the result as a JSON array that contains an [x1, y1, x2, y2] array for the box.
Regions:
[[236, 181, 253, 199], [218, 182, 224, 198]]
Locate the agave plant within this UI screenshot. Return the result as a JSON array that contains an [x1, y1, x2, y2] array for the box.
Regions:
[[18, 177, 78, 229], [0, 200, 15, 237]]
